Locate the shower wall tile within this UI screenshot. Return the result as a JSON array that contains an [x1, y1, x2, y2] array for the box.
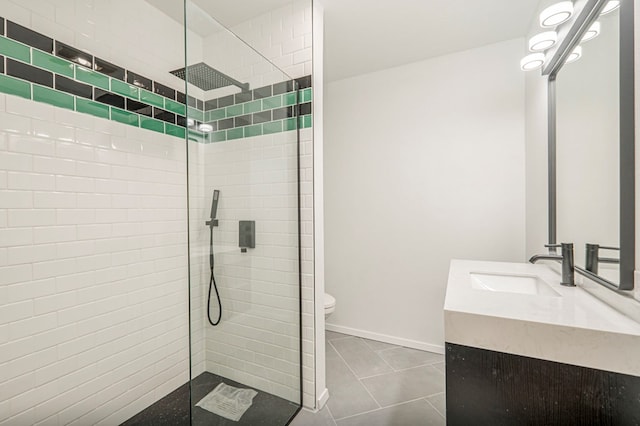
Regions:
[[6, 20, 52, 53], [32, 85, 73, 110], [0, 87, 188, 426], [75, 98, 109, 119], [75, 66, 109, 90], [110, 79, 139, 100], [0, 74, 30, 99], [0, 36, 30, 63], [31, 50, 73, 78], [0, 21, 311, 143], [7, 58, 52, 87]]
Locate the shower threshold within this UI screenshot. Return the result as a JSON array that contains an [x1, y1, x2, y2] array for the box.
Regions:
[[121, 372, 300, 425]]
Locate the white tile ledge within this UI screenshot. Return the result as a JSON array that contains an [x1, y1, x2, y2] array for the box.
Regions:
[[444, 259, 640, 377]]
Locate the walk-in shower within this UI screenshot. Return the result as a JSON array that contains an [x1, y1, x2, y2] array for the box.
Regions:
[[0, 0, 310, 424]]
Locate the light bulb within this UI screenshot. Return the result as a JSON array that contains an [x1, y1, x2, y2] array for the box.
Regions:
[[529, 31, 558, 51], [199, 123, 213, 133], [520, 53, 546, 71], [582, 22, 601, 42], [601, 1, 620, 14], [539, 1, 574, 27], [566, 46, 582, 64]]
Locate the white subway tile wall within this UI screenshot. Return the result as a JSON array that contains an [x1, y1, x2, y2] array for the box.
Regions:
[[0, 1, 192, 424], [199, 130, 301, 402], [0, 91, 190, 425]]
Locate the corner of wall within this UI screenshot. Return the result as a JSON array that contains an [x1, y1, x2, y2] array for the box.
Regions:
[[311, 0, 327, 410]]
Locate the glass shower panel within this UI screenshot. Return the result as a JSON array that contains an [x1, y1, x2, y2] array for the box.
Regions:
[[0, 1, 191, 424], [184, 1, 302, 425]]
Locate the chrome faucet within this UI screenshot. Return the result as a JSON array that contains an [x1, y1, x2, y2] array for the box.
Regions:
[[529, 243, 575, 286]]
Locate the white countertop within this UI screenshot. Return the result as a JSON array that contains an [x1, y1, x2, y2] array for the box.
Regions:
[[444, 259, 640, 377]]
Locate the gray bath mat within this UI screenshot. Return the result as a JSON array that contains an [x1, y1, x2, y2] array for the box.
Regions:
[[196, 382, 258, 422]]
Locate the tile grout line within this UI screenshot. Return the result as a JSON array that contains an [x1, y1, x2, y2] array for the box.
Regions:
[[331, 396, 436, 422], [423, 396, 446, 419], [324, 405, 338, 426], [349, 336, 398, 373], [356, 360, 445, 381], [327, 339, 382, 410]]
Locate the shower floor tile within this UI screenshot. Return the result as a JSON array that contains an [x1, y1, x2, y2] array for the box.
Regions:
[[121, 372, 300, 426]]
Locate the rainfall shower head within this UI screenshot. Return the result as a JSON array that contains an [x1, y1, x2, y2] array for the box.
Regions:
[[170, 62, 249, 92]]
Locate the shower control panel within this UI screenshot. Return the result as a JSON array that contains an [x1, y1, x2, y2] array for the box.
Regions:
[[239, 221, 255, 252]]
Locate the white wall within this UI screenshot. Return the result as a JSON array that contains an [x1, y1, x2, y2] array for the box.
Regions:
[[324, 38, 526, 351]]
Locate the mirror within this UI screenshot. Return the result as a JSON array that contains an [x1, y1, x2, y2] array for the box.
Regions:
[[556, 8, 620, 283], [545, 0, 635, 291]]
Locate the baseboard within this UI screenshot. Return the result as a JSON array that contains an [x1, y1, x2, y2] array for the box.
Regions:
[[317, 387, 329, 409], [325, 323, 445, 354]]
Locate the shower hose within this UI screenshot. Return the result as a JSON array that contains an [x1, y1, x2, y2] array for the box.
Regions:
[[207, 223, 222, 326]]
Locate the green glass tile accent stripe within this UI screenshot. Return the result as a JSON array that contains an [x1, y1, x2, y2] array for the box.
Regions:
[[0, 74, 31, 99], [140, 116, 164, 133], [0, 36, 30, 62], [244, 124, 262, 138], [300, 114, 312, 128], [76, 98, 109, 119], [227, 128, 243, 140], [165, 123, 186, 138], [244, 100, 262, 114], [208, 109, 225, 121], [263, 95, 282, 109], [301, 88, 312, 103], [111, 79, 139, 100], [263, 120, 283, 135], [33, 85, 74, 110], [211, 131, 226, 142], [111, 107, 139, 127], [284, 92, 297, 106], [76, 66, 109, 90], [140, 90, 164, 109], [32, 50, 74, 78], [226, 104, 243, 117], [165, 99, 186, 116], [187, 107, 204, 122], [284, 117, 297, 131]]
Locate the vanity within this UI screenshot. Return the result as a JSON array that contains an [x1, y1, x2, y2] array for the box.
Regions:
[[442, 0, 640, 422], [444, 259, 640, 425]]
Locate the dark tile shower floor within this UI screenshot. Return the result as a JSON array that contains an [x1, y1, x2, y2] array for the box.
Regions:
[[121, 372, 300, 426]]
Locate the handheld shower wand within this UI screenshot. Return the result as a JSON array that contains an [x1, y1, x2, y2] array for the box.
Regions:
[[206, 190, 222, 326]]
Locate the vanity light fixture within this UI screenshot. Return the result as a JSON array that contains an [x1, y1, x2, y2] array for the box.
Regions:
[[199, 123, 214, 133], [529, 31, 558, 51], [600, 0, 620, 14], [581, 22, 601, 42], [520, 53, 546, 71], [565, 45, 583, 64], [539, 1, 574, 28]]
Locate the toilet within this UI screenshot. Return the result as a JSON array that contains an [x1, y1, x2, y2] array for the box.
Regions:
[[324, 293, 336, 319]]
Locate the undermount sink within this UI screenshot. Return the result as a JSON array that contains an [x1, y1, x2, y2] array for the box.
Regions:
[[470, 272, 561, 297]]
